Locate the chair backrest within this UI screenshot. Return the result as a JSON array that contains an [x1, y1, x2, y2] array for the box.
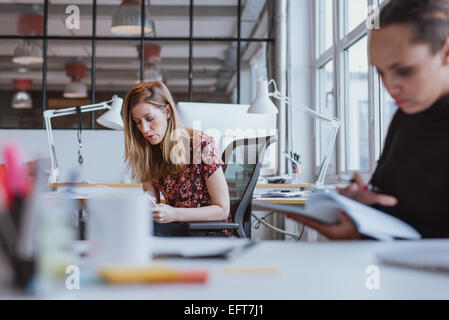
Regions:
[[221, 135, 277, 238]]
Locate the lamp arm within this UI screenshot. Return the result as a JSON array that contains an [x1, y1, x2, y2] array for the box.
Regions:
[[44, 113, 58, 184], [42, 96, 118, 184], [267, 79, 341, 188], [44, 104, 110, 119], [315, 123, 339, 188], [270, 90, 339, 126]]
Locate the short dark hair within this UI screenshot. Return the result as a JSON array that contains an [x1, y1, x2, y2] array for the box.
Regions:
[[380, 0, 449, 53]]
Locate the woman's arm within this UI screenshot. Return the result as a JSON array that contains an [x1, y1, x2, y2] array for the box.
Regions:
[[152, 167, 230, 223], [287, 173, 397, 240], [142, 182, 160, 203]]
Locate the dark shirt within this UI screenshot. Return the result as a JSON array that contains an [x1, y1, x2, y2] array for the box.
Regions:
[[370, 94, 449, 238]]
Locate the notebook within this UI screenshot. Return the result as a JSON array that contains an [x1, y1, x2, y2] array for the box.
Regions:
[[252, 191, 421, 240], [377, 241, 449, 273]]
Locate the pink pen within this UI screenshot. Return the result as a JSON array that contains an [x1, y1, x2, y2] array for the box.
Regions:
[[3, 143, 28, 200], [3, 143, 27, 229]]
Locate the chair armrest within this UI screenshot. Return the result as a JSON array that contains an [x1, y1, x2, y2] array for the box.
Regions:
[[186, 222, 240, 230]]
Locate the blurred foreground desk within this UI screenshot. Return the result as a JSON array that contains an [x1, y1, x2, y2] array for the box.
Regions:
[[8, 239, 447, 300]]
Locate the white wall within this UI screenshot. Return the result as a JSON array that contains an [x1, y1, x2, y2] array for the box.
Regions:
[[289, 0, 314, 183], [0, 129, 128, 183], [284, 0, 322, 242]]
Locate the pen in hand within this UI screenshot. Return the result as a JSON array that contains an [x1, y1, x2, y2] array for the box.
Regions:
[[146, 193, 158, 207]]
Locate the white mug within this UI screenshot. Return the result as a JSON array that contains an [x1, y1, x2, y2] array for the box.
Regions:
[[86, 193, 152, 267]]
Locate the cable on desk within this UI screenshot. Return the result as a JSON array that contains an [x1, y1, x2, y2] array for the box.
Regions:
[[252, 212, 275, 230], [295, 224, 306, 241]]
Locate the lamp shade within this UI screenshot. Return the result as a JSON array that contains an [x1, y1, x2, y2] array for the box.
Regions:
[[12, 79, 33, 109], [64, 62, 88, 98], [13, 14, 44, 65], [63, 81, 87, 98], [247, 81, 279, 114], [111, 0, 152, 35], [12, 40, 43, 65], [144, 64, 163, 82], [96, 97, 124, 130], [137, 44, 161, 63], [12, 91, 33, 109]]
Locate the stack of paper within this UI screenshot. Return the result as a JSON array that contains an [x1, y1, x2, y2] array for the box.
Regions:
[[152, 237, 253, 259], [257, 191, 305, 198]]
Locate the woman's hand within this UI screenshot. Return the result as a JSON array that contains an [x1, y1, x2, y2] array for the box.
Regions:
[[152, 204, 178, 224], [286, 211, 361, 240], [336, 173, 397, 207], [285, 173, 397, 241]]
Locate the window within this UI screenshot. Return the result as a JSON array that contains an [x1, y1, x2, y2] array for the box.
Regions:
[[0, 0, 274, 129], [379, 78, 397, 152], [316, 59, 336, 175], [344, 36, 369, 171], [314, 0, 389, 182], [344, 0, 368, 36], [317, 0, 334, 56]]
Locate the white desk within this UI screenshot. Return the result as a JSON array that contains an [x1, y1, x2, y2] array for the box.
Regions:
[[4, 239, 448, 300]]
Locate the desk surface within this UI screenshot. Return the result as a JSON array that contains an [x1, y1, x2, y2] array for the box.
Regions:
[[253, 197, 307, 205], [51, 184, 309, 205], [51, 183, 314, 189], [5, 239, 447, 300]]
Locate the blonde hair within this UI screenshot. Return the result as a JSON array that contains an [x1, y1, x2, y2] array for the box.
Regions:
[[122, 81, 191, 183]]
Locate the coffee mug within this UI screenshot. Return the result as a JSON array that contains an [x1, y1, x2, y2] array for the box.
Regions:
[[86, 193, 152, 267]]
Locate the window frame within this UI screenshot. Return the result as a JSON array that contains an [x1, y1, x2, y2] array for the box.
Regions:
[[313, 0, 389, 183], [0, 0, 275, 130]]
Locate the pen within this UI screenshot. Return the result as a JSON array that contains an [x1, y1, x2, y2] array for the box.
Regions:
[[3, 144, 28, 228], [151, 197, 158, 207], [349, 179, 374, 192], [283, 152, 301, 166], [98, 266, 209, 284], [145, 192, 158, 207]]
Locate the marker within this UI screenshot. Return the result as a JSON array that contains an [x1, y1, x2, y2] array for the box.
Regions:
[[3, 144, 28, 228], [98, 266, 208, 284]]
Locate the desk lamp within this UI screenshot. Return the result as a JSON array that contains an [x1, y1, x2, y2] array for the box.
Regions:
[[43, 95, 124, 184], [248, 80, 340, 189], [247, 80, 341, 238]]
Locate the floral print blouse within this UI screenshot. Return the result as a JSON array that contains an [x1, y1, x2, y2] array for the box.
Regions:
[[153, 131, 226, 211]]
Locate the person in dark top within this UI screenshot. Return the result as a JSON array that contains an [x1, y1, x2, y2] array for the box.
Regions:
[[287, 0, 449, 239]]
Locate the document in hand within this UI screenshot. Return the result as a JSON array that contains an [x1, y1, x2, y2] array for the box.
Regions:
[[253, 192, 421, 240]]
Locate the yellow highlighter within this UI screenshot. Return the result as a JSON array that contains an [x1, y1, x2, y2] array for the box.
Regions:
[[98, 266, 209, 285]]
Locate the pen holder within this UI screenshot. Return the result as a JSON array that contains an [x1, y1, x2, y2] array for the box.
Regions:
[[87, 193, 152, 267], [12, 256, 35, 290], [289, 162, 303, 184]]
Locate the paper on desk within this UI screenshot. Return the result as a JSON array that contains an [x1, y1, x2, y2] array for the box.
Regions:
[[258, 191, 305, 198], [51, 186, 144, 199], [253, 192, 421, 240], [152, 237, 251, 258], [377, 240, 449, 272], [73, 237, 252, 260]]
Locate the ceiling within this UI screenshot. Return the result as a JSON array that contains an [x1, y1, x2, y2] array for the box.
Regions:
[[0, 0, 270, 100]]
